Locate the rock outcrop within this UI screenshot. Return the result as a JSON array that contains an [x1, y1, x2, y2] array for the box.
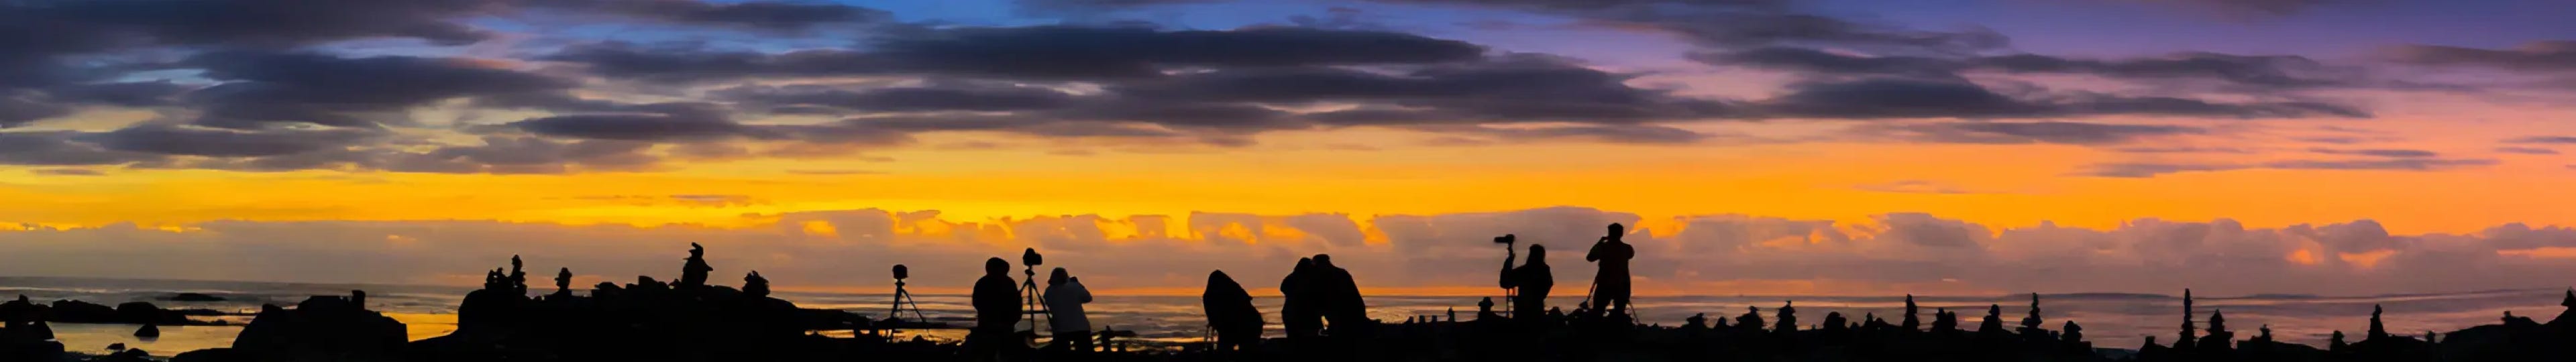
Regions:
[[215, 292, 409, 362]]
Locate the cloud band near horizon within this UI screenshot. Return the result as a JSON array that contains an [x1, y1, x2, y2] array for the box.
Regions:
[[7, 206, 2573, 297]]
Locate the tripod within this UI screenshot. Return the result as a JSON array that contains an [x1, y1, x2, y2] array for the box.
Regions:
[[1020, 266, 1049, 335], [888, 279, 926, 325]]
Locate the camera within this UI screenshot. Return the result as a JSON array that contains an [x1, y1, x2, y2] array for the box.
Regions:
[[1021, 247, 1044, 267], [892, 264, 909, 280], [1493, 234, 1516, 244]]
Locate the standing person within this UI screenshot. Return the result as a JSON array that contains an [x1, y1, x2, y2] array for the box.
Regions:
[[1203, 270, 1264, 353], [1044, 268, 1094, 353], [969, 257, 1021, 361], [1281, 257, 1322, 339], [1311, 255, 1369, 336], [1499, 244, 1554, 325], [1586, 223, 1635, 319]]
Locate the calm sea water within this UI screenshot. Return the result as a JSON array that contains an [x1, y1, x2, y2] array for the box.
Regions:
[[1, 277, 2564, 355]]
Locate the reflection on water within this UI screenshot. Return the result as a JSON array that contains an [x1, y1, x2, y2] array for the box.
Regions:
[[50, 323, 239, 355], [3, 277, 2564, 353]]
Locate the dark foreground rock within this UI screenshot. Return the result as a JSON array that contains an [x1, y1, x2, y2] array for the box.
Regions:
[[189, 292, 410, 362], [406, 254, 868, 362]]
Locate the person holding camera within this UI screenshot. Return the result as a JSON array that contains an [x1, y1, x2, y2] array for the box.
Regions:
[[1585, 223, 1635, 321], [1497, 237, 1553, 325], [1044, 268, 1093, 353]]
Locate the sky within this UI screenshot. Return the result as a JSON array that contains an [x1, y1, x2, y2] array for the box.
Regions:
[[4, 0, 2576, 296]]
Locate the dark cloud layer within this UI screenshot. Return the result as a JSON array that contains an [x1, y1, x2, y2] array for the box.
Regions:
[[0, 0, 2459, 176], [1750, 78, 2366, 119], [1868, 121, 2204, 145], [2386, 41, 2576, 72], [1698, 47, 2359, 90], [551, 25, 1489, 82], [533, 0, 892, 31], [185, 50, 576, 129], [2081, 158, 2498, 178]]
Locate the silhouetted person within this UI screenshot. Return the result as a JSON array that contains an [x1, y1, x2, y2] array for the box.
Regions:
[[1774, 301, 1797, 334], [743, 271, 770, 298], [678, 243, 716, 288], [1902, 294, 1921, 331], [1931, 308, 1957, 333], [1281, 257, 1322, 339], [351, 290, 367, 310], [969, 257, 1020, 361], [2330, 330, 2348, 351], [1498, 244, 1553, 324], [1045, 267, 1093, 352], [1685, 313, 1709, 330], [1311, 254, 1370, 336], [1203, 271, 1261, 353], [1585, 223, 1635, 318]]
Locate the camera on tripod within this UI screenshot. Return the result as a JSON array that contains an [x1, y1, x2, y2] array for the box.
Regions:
[[892, 264, 909, 281], [1022, 248, 1044, 269]]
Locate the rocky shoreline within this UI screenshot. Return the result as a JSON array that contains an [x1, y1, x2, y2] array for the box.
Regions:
[[1, 245, 2571, 361]]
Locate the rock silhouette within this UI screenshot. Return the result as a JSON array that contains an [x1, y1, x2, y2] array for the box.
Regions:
[[1, 296, 66, 361], [1773, 301, 1797, 334], [1902, 294, 1921, 331], [680, 243, 713, 288], [70, 241, 2576, 362], [222, 292, 407, 362]]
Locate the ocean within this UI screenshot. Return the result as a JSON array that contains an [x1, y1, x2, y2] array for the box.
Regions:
[[1, 276, 2563, 356]]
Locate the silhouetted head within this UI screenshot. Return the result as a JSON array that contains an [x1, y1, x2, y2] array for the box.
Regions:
[[1313, 254, 1334, 267], [1208, 270, 1232, 285], [1606, 223, 1625, 238], [985, 257, 1010, 276], [1527, 245, 1546, 263], [1050, 267, 1070, 286], [1295, 257, 1313, 272]]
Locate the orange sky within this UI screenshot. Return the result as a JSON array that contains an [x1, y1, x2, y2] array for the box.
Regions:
[[10, 118, 2576, 235]]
